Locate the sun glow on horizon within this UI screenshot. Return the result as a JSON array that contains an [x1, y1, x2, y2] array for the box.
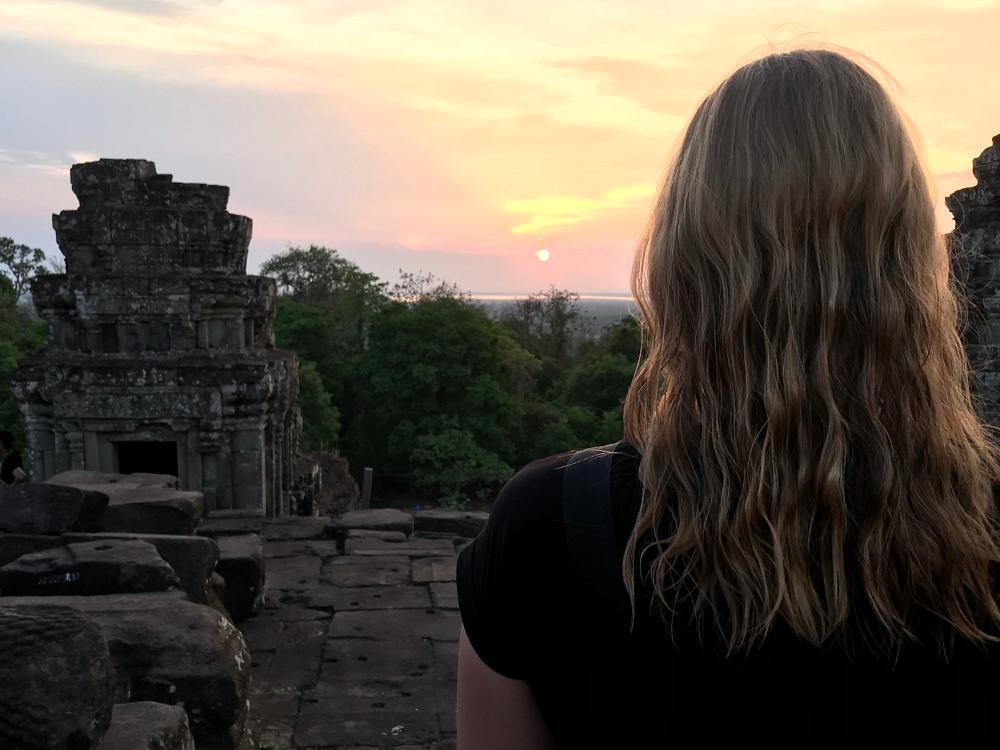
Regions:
[[536, 248, 551, 262]]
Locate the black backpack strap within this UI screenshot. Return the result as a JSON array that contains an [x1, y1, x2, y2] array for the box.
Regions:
[[562, 440, 629, 621]]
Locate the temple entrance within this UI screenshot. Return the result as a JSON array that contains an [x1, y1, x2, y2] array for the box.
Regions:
[[116, 440, 179, 477]]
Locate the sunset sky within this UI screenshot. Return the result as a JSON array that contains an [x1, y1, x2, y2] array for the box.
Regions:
[[1, 0, 997, 294]]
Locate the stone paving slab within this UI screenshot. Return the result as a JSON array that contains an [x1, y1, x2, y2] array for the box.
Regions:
[[242, 508, 477, 748], [322, 556, 412, 587], [344, 537, 455, 557], [329, 609, 461, 642], [266, 555, 322, 591], [333, 509, 415, 536], [411, 557, 456, 584], [265, 539, 342, 560], [315, 585, 432, 612], [429, 582, 458, 610]]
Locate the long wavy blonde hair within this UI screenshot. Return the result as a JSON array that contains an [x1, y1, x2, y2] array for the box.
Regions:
[[622, 46, 1000, 658]]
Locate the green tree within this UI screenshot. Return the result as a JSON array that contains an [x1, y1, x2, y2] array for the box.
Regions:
[[497, 286, 588, 393], [297, 360, 341, 451], [263, 246, 390, 452], [0, 236, 46, 299], [0, 276, 46, 445], [409, 422, 513, 507], [349, 295, 538, 500]]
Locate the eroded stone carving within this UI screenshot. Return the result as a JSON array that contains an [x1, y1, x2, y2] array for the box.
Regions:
[[11, 159, 300, 515], [948, 134, 1000, 427]]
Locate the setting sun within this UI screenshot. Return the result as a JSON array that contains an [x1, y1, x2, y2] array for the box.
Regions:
[[535, 248, 551, 262]]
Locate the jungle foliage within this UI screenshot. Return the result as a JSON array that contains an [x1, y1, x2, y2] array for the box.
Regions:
[[265, 245, 641, 507]]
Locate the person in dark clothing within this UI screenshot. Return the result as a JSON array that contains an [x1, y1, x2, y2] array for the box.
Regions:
[[0, 431, 27, 486], [455, 46, 1000, 748]]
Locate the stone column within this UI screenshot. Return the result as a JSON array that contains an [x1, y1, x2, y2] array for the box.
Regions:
[[198, 430, 222, 512], [230, 420, 266, 512], [23, 411, 55, 481], [66, 430, 86, 471]]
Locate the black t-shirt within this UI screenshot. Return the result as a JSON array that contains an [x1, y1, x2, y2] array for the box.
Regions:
[[0, 450, 23, 485], [456, 439, 1000, 747]]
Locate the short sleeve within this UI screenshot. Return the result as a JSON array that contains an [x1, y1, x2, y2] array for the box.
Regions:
[[455, 452, 575, 680]]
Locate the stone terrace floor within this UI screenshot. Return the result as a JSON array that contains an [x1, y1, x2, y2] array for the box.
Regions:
[[240, 517, 463, 750]]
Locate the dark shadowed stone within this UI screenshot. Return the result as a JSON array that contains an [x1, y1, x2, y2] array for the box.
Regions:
[[97, 487, 205, 535], [0, 539, 180, 596], [320, 555, 411, 588], [261, 516, 331, 541], [65, 532, 218, 604], [0, 532, 67, 566], [430, 582, 459, 610], [199, 510, 265, 538], [97, 702, 194, 750], [0, 604, 116, 750], [333, 509, 414, 536], [0, 532, 219, 603], [0, 593, 251, 750], [0, 483, 109, 534], [215, 534, 265, 620], [413, 509, 489, 537], [346, 528, 408, 541], [47, 469, 178, 489]]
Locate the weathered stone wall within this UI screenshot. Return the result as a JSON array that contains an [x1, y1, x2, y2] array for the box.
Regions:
[[11, 159, 300, 516], [947, 134, 1000, 428]]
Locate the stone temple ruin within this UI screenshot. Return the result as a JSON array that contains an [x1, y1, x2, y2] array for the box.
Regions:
[[947, 134, 1000, 428], [11, 159, 300, 516]]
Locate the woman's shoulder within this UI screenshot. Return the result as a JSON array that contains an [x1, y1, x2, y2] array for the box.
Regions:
[[489, 438, 641, 529], [485, 449, 576, 530]]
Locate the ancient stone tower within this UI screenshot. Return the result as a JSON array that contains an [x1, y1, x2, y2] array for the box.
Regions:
[[11, 159, 300, 516], [947, 134, 1000, 429]]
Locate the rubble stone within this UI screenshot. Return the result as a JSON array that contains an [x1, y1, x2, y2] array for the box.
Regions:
[[98, 702, 195, 750], [0, 604, 116, 749], [215, 534, 266, 620], [0, 593, 252, 750]]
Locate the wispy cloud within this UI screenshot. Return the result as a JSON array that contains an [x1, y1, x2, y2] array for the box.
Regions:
[[505, 184, 655, 236], [0, 149, 73, 177]]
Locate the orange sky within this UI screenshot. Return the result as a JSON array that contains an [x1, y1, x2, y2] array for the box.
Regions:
[[0, 0, 997, 293]]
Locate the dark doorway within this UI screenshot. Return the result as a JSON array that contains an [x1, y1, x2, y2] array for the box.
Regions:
[[116, 440, 179, 477]]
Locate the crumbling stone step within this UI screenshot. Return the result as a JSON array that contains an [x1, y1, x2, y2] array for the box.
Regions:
[[332, 508, 415, 536], [97, 702, 194, 750], [0, 539, 180, 596], [215, 534, 265, 620], [47, 469, 177, 490], [199, 510, 264, 538], [0, 483, 108, 534], [261, 516, 331, 541]]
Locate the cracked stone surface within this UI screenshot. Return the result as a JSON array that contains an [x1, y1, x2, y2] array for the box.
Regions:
[[242, 518, 463, 749]]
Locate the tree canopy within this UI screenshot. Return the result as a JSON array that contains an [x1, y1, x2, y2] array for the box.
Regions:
[[264, 246, 642, 507]]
